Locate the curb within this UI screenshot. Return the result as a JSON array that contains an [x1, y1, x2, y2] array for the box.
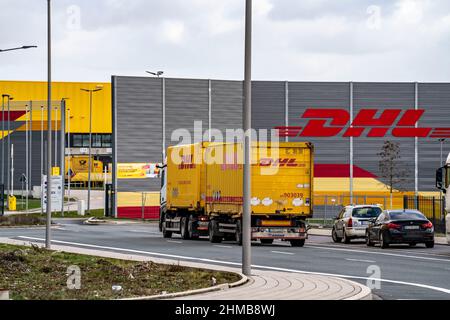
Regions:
[[0, 238, 249, 301], [120, 275, 249, 301]]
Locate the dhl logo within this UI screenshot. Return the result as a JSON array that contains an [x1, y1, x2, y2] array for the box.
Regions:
[[276, 109, 450, 138], [259, 158, 306, 167]]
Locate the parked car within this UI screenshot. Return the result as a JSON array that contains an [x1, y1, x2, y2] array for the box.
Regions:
[[332, 205, 383, 244], [366, 210, 435, 249]]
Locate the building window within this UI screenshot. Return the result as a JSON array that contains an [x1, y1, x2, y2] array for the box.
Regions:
[[102, 135, 112, 148], [67, 134, 112, 148]]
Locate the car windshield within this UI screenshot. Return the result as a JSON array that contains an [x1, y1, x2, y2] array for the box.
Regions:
[[352, 207, 382, 218], [389, 211, 427, 221]]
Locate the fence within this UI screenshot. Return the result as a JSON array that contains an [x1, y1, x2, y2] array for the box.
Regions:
[[404, 196, 446, 234], [311, 194, 404, 228]]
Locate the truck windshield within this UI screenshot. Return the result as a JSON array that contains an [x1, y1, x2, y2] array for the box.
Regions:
[[352, 207, 382, 219]]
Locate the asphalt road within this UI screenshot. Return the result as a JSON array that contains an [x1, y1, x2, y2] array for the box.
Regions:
[[1, 220, 450, 300]]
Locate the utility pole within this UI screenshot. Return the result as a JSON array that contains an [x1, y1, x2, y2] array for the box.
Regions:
[[46, 0, 52, 250], [242, 0, 253, 277]]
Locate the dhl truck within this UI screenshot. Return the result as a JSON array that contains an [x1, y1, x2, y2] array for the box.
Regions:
[[159, 142, 314, 247], [436, 152, 450, 244]]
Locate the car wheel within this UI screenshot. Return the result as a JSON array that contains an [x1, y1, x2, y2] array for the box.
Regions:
[[426, 241, 435, 249], [332, 227, 342, 243], [366, 232, 375, 247], [343, 229, 351, 244], [180, 217, 190, 240], [260, 239, 274, 245], [409, 243, 417, 248], [380, 231, 389, 249], [290, 239, 306, 247]]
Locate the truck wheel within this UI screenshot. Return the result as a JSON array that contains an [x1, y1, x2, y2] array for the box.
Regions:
[[235, 220, 243, 246], [260, 239, 274, 245], [162, 221, 172, 239], [209, 220, 222, 244], [290, 240, 305, 247], [180, 217, 190, 240], [159, 210, 165, 232], [188, 215, 199, 240]]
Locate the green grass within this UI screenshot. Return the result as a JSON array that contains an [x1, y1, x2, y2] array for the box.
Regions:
[[0, 210, 105, 227], [0, 244, 241, 300]]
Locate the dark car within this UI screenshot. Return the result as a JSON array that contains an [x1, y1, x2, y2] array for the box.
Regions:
[[366, 210, 435, 249]]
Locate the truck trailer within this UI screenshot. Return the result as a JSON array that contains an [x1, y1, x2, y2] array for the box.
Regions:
[[159, 142, 314, 247]]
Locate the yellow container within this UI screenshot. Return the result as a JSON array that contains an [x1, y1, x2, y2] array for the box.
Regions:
[[166, 142, 314, 219], [205, 142, 314, 218], [166, 143, 206, 210], [8, 196, 17, 211]]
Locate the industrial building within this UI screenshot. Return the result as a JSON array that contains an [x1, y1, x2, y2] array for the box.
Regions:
[[113, 77, 450, 219], [1, 78, 449, 220], [0, 80, 112, 196]]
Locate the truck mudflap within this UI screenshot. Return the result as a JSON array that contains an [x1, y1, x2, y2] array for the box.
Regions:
[[251, 227, 307, 240]]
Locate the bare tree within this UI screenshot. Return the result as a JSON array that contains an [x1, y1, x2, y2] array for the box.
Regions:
[[378, 141, 409, 208]]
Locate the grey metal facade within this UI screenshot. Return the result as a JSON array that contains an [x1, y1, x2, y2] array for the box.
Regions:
[[113, 76, 450, 196]]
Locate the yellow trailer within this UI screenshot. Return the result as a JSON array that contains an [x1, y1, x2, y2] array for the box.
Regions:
[[160, 142, 314, 247]]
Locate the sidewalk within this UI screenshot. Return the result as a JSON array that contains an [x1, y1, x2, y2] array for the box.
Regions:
[[0, 238, 372, 301], [309, 228, 449, 245]]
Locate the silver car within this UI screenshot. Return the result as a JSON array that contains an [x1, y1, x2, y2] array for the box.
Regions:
[[332, 205, 383, 244]]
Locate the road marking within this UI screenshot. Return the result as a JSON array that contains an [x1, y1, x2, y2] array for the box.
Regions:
[[213, 245, 234, 249], [345, 258, 376, 263], [16, 236, 450, 296], [167, 240, 183, 244], [129, 230, 160, 235], [305, 244, 450, 263], [271, 251, 295, 256]]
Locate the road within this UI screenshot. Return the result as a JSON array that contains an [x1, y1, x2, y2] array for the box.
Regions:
[[1, 220, 449, 300]]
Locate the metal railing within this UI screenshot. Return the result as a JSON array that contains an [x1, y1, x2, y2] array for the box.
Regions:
[[310, 194, 402, 228], [404, 196, 446, 234]]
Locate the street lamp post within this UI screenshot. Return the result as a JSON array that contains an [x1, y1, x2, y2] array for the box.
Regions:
[[146, 71, 164, 78], [81, 86, 103, 215], [242, 0, 253, 277], [6, 96, 13, 199], [0, 46, 37, 53], [46, 0, 52, 250], [1, 95, 10, 187]]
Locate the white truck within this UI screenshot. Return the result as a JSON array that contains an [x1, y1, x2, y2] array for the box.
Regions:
[[436, 152, 450, 244]]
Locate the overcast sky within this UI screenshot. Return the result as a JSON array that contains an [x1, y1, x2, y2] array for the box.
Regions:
[[1, 0, 450, 82]]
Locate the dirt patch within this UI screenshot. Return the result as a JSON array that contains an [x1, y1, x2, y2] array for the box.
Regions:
[[0, 244, 241, 300]]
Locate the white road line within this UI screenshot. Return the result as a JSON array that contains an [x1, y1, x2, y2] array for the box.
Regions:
[[306, 244, 450, 263], [16, 236, 450, 296], [167, 240, 183, 244], [345, 258, 376, 263], [213, 245, 234, 249], [271, 251, 295, 256]]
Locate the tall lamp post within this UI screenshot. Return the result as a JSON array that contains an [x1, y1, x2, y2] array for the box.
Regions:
[[0, 45, 37, 53], [46, 0, 52, 250], [146, 71, 164, 78], [81, 86, 103, 215], [242, 0, 253, 277]]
